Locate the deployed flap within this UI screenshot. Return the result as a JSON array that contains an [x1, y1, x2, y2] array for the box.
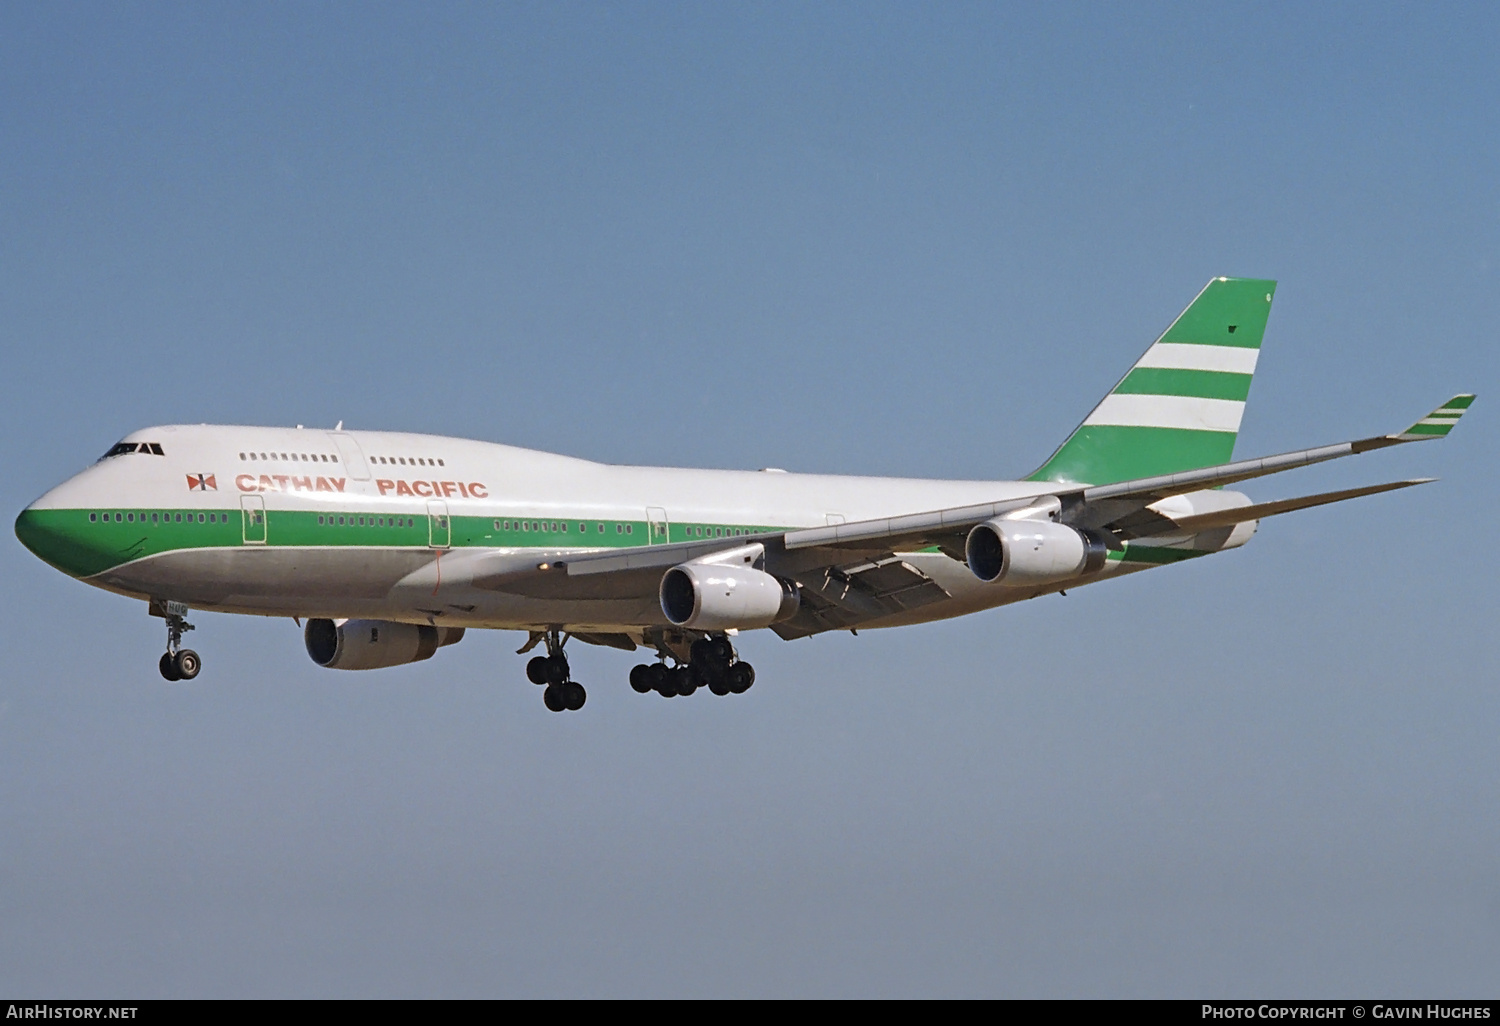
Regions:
[[774, 557, 951, 639]]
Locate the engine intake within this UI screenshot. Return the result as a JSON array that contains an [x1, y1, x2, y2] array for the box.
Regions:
[[660, 556, 799, 631], [304, 618, 465, 670], [965, 518, 1109, 586]]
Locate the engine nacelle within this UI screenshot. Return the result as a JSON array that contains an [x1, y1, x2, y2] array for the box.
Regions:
[[965, 518, 1109, 586], [660, 560, 800, 631], [304, 618, 466, 671]]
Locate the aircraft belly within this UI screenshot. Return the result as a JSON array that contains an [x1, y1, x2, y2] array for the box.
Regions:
[[92, 546, 669, 627], [93, 547, 432, 611]]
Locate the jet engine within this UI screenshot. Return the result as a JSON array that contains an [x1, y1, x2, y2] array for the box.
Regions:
[[660, 558, 800, 631], [965, 518, 1109, 586], [304, 618, 466, 670]]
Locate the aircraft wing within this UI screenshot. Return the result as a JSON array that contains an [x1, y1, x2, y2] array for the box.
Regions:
[[779, 394, 1474, 556], [480, 395, 1471, 635]]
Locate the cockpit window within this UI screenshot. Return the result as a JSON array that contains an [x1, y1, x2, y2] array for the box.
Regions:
[[99, 441, 165, 460]]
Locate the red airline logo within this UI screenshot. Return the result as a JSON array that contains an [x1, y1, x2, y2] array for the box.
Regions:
[[232, 475, 489, 499], [187, 474, 217, 491], [376, 478, 489, 499], [236, 474, 346, 493]]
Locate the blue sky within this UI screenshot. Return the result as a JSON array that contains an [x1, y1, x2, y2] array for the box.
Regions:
[[2, 2, 1497, 996]]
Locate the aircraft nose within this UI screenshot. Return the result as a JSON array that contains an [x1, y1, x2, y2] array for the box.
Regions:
[[15, 500, 105, 578], [14, 504, 49, 559]]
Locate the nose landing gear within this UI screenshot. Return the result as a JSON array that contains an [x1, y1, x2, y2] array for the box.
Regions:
[[157, 609, 201, 682]]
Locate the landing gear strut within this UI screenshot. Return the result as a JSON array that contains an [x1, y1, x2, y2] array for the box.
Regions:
[[629, 634, 754, 699], [158, 612, 201, 682], [524, 630, 585, 712]]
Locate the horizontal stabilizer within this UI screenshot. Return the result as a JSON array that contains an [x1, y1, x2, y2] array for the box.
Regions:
[[1166, 479, 1433, 533]]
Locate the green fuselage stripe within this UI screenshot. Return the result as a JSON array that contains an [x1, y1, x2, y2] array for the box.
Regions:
[[15, 507, 786, 580]]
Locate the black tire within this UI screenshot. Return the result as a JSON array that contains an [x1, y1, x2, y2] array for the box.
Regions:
[[657, 666, 681, 698], [708, 675, 730, 696], [564, 682, 586, 711], [709, 637, 735, 666], [173, 649, 201, 681], [545, 653, 570, 686], [690, 638, 713, 665], [648, 663, 668, 694], [727, 662, 754, 694], [670, 665, 695, 697], [526, 656, 550, 685], [159, 652, 181, 681], [543, 685, 567, 712], [629, 664, 653, 694]]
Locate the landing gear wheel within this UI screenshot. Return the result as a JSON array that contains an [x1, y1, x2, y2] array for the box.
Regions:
[[173, 649, 201, 680], [648, 663, 668, 695], [708, 673, 731, 697], [708, 637, 734, 665], [658, 666, 686, 698], [543, 685, 567, 712], [563, 682, 586, 711], [526, 656, 550, 685], [544, 653, 570, 686], [727, 662, 754, 694], [158, 610, 196, 681], [629, 664, 654, 694]]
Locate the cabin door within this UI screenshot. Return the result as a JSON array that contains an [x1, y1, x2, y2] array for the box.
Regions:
[[240, 495, 267, 545], [646, 506, 670, 544], [427, 500, 451, 549]]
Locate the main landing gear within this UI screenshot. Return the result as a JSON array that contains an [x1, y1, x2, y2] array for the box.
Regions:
[[158, 612, 201, 682], [524, 630, 585, 712], [629, 635, 754, 699]]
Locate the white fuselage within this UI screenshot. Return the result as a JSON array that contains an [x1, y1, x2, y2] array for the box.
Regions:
[[21, 424, 1252, 638]]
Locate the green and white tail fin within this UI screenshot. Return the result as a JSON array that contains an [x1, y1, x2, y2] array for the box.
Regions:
[[1029, 276, 1277, 485]]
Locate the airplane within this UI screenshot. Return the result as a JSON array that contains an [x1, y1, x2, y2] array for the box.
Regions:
[[14, 277, 1473, 712]]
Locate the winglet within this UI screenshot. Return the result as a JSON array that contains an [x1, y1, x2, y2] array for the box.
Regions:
[[1391, 394, 1475, 441]]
